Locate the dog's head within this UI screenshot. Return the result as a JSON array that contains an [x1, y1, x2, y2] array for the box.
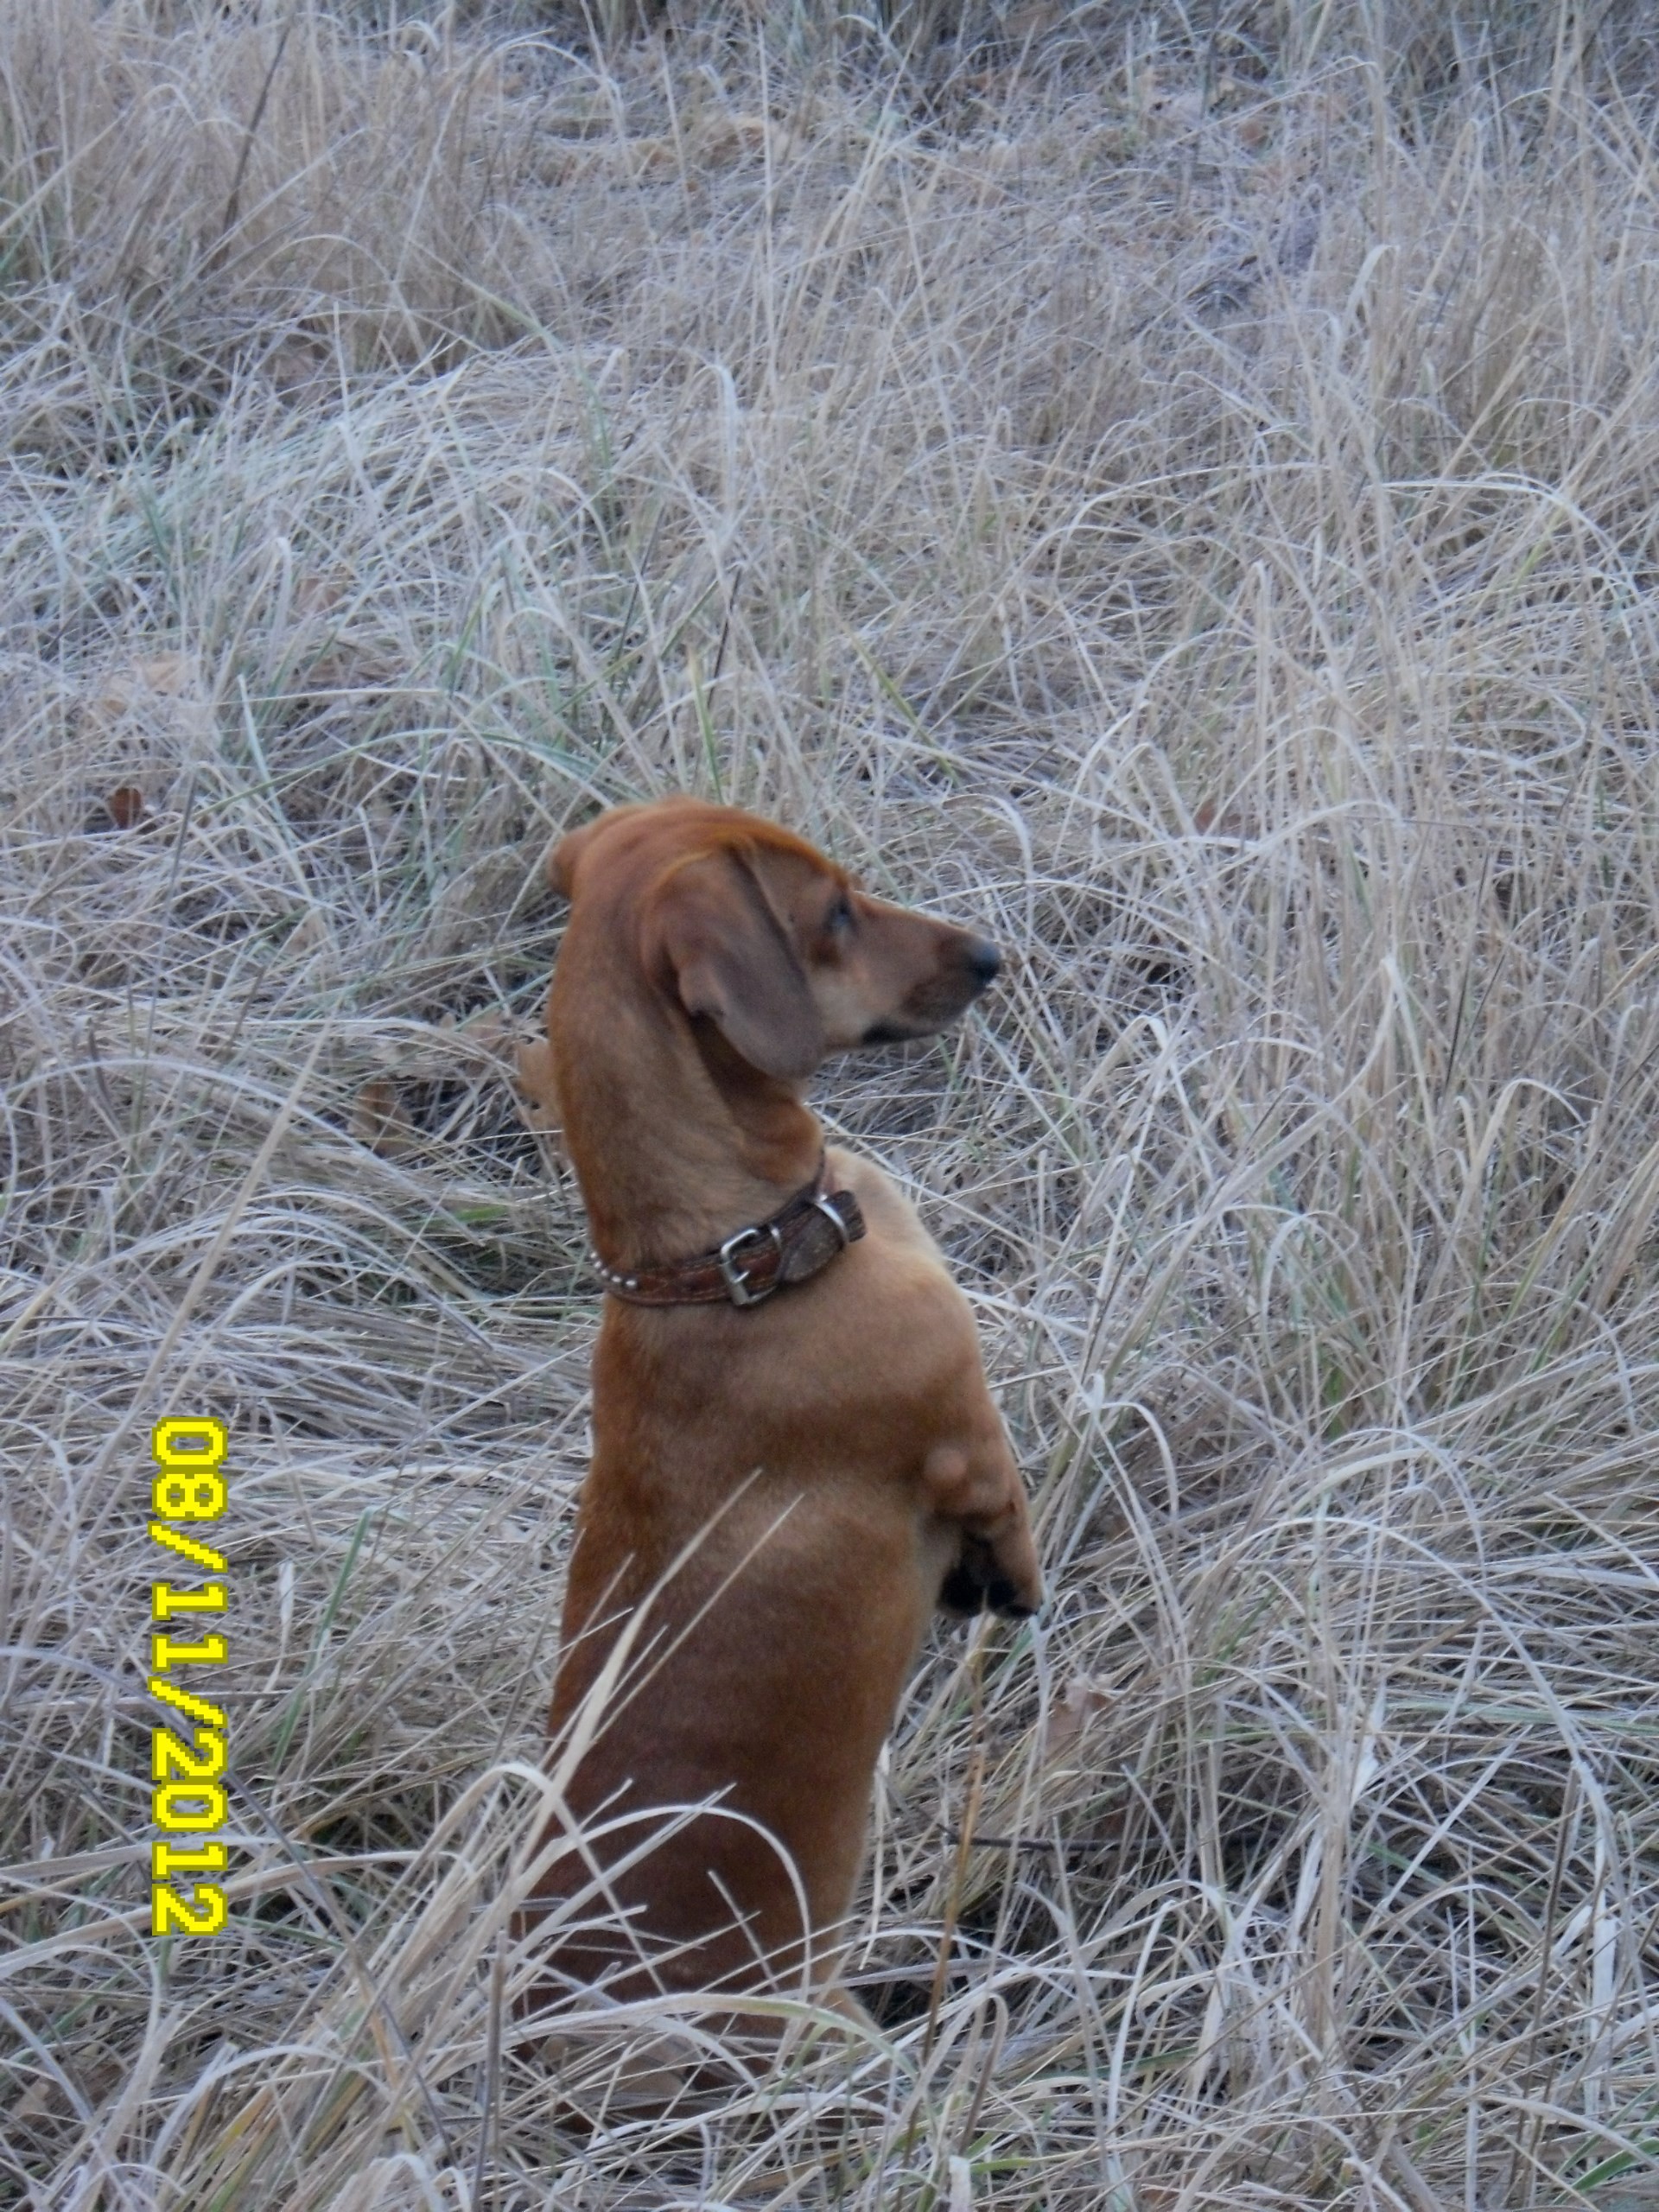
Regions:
[[550, 798, 1001, 1081]]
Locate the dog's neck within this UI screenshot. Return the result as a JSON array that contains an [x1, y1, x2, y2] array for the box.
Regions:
[[550, 944, 824, 1275]]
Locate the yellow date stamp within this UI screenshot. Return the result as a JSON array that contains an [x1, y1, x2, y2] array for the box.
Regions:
[[148, 1416, 231, 1936]]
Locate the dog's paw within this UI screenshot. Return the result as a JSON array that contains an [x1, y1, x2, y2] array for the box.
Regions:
[[938, 1554, 990, 1616], [938, 1539, 1040, 1619]]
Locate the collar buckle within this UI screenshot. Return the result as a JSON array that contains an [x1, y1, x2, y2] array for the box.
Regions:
[[717, 1220, 785, 1306]]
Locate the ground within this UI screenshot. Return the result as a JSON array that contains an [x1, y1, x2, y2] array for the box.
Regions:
[[4, 2, 1659, 2206]]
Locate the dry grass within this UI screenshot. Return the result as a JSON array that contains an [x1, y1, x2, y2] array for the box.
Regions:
[[5, 1, 1659, 2205]]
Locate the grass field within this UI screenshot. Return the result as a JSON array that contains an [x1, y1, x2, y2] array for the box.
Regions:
[[6, 2, 1659, 2204]]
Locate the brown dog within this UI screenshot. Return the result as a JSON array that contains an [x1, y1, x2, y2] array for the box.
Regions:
[[521, 796, 1042, 2027]]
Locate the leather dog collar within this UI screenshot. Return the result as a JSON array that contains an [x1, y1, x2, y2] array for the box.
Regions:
[[588, 1159, 866, 1308]]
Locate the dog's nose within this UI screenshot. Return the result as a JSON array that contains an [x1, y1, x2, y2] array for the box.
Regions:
[[965, 938, 1001, 985]]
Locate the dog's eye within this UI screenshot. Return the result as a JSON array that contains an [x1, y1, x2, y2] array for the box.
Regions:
[[825, 894, 854, 936]]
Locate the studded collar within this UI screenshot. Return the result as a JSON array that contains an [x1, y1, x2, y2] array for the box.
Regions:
[[587, 1156, 866, 1308]]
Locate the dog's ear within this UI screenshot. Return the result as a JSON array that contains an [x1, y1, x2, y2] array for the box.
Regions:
[[645, 849, 825, 1080], [549, 817, 599, 898]]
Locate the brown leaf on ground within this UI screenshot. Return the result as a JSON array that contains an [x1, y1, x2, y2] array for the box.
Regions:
[[81, 654, 213, 749], [98, 785, 147, 830], [352, 1077, 419, 1159], [285, 910, 329, 953], [1044, 1675, 1112, 1759], [90, 653, 196, 715], [130, 652, 194, 696]]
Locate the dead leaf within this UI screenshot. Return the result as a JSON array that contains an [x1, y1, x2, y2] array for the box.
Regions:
[[1236, 106, 1274, 151], [133, 652, 192, 695], [1044, 1675, 1112, 1758], [285, 910, 328, 952], [82, 654, 211, 745], [454, 1009, 527, 1065], [103, 785, 146, 830], [290, 570, 351, 622], [13, 2075, 55, 2120], [1004, 0, 1065, 40], [353, 1077, 418, 1159]]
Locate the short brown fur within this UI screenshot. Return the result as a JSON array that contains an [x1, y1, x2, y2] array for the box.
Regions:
[[523, 796, 1043, 2022]]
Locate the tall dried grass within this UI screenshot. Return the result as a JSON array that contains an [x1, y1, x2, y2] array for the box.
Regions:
[[4, 3, 1659, 2207]]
